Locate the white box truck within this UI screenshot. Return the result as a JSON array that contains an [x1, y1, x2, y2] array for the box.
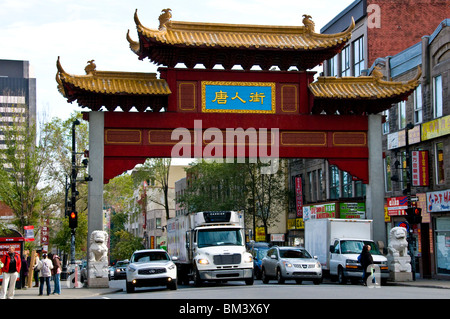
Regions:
[[305, 218, 388, 285], [167, 211, 254, 286]]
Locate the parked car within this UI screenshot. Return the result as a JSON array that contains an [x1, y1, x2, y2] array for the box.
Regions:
[[125, 249, 178, 293], [261, 246, 322, 285], [249, 246, 270, 279], [112, 260, 129, 280]]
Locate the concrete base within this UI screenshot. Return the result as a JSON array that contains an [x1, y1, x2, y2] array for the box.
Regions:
[[389, 271, 413, 282], [88, 277, 109, 288]]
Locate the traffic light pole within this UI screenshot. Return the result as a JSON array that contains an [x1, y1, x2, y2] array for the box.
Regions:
[[405, 123, 416, 281], [70, 119, 80, 265]]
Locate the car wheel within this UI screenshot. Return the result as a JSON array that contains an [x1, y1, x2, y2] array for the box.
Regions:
[[295, 279, 302, 284], [313, 277, 322, 285], [168, 279, 178, 290], [126, 281, 135, 293], [276, 268, 285, 284], [338, 267, 347, 285], [261, 268, 269, 284]]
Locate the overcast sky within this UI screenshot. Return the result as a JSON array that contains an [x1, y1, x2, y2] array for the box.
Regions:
[[1, 0, 355, 121]]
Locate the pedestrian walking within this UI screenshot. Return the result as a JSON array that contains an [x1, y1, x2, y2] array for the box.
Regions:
[[36, 252, 53, 296], [49, 253, 62, 295], [20, 252, 29, 289], [359, 244, 374, 285], [0, 246, 22, 299]]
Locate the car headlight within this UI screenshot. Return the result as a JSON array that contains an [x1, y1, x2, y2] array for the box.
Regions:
[[197, 258, 209, 265], [128, 265, 137, 272], [346, 259, 359, 264], [168, 263, 176, 270], [315, 262, 321, 269], [244, 254, 253, 263], [282, 261, 292, 268]]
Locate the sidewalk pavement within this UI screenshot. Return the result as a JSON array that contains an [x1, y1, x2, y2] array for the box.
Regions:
[[7, 278, 450, 299]]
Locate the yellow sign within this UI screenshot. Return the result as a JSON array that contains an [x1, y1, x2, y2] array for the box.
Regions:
[[421, 114, 450, 141], [255, 227, 266, 242]]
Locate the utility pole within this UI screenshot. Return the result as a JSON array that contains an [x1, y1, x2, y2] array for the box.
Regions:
[[70, 119, 80, 265]]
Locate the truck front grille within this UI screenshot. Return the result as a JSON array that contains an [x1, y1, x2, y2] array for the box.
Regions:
[[213, 254, 241, 265]]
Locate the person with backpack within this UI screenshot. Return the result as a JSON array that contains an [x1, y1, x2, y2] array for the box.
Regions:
[[36, 252, 53, 296]]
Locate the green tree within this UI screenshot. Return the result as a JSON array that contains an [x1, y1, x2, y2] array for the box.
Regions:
[[111, 230, 144, 261]]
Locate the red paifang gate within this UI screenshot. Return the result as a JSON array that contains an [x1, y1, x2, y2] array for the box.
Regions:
[[56, 9, 420, 184]]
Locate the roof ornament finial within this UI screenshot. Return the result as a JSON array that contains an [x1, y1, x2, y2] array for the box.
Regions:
[[302, 14, 315, 32], [158, 8, 172, 30], [85, 60, 97, 75], [371, 66, 384, 80]]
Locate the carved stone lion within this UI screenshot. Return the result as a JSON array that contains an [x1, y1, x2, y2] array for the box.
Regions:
[[89, 230, 108, 262], [388, 227, 408, 257]]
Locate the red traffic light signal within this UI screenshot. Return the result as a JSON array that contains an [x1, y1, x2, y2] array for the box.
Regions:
[[405, 207, 422, 225], [69, 211, 78, 229]]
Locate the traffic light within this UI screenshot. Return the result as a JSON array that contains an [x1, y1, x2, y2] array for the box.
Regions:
[[69, 211, 78, 229], [405, 207, 422, 225]]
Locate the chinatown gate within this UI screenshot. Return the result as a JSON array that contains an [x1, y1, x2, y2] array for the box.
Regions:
[[56, 9, 419, 286]]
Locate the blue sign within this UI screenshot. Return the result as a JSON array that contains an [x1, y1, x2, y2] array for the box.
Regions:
[[202, 81, 275, 113]]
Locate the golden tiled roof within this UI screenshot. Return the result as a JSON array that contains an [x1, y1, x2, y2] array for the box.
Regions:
[[129, 9, 354, 53], [56, 57, 171, 97], [309, 67, 421, 100]]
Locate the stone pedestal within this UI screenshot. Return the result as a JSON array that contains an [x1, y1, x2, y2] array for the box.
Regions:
[[387, 255, 412, 282], [88, 261, 109, 288]]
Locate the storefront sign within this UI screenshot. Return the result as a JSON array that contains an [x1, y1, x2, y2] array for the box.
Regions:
[[255, 227, 266, 242], [295, 177, 303, 218], [339, 202, 366, 219], [24, 225, 34, 242], [427, 189, 450, 213], [303, 203, 336, 220], [287, 218, 305, 229], [387, 125, 421, 150], [411, 151, 429, 186], [387, 196, 408, 216], [421, 114, 450, 141], [270, 233, 285, 242], [202, 81, 275, 113]]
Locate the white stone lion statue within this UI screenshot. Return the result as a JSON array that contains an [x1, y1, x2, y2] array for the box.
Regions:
[[388, 227, 408, 257], [89, 230, 109, 262]]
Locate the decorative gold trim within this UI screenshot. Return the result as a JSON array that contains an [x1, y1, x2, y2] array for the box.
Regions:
[[332, 132, 367, 147], [201, 81, 276, 114], [178, 82, 196, 111], [280, 84, 298, 113], [105, 129, 142, 144], [281, 131, 327, 146]]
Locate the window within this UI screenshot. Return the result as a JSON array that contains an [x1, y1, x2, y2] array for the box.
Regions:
[[354, 181, 366, 197], [342, 171, 353, 198], [353, 37, 365, 76], [156, 218, 162, 229], [329, 55, 338, 77], [318, 169, 324, 201], [341, 46, 351, 76], [436, 142, 444, 184], [398, 101, 406, 129], [435, 217, 450, 275], [382, 109, 389, 134], [414, 84, 422, 124], [329, 165, 340, 199], [434, 75, 443, 118]]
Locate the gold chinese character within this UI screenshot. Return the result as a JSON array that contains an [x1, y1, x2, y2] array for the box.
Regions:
[[212, 91, 228, 104], [250, 92, 265, 104], [231, 92, 246, 103]]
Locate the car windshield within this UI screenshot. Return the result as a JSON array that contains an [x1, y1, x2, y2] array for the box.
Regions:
[[197, 228, 242, 248], [340, 240, 382, 255], [131, 251, 170, 263], [279, 249, 312, 259], [256, 249, 269, 260], [116, 261, 129, 267]]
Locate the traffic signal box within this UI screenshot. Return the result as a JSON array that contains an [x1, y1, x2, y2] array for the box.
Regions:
[[69, 211, 78, 229], [405, 207, 422, 225]]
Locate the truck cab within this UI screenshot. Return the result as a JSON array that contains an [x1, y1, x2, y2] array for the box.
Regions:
[[329, 238, 389, 285]]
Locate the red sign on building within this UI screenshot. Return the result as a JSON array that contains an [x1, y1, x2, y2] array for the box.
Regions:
[[295, 177, 303, 218], [412, 151, 429, 186], [387, 196, 408, 216]]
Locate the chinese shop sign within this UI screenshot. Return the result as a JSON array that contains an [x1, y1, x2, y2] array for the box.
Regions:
[[411, 150, 429, 186]]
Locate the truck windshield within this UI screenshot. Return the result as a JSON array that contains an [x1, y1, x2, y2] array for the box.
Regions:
[[197, 228, 243, 248], [340, 240, 382, 255]]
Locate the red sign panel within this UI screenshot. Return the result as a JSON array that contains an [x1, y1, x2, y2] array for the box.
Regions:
[[412, 151, 429, 186], [295, 177, 303, 218], [387, 196, 408, 216]]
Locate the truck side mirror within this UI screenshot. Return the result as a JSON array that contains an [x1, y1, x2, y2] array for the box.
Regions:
[[329, 245, 335, 253]]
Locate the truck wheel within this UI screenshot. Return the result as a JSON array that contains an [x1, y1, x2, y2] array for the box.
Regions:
[[276, 268, 285, 284], [338, 267, 347, 285], [245, 276, 254, 285], [261, 268, 269, 284], [193, 269, 202, 287]]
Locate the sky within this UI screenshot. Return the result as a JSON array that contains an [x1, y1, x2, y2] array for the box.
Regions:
[[1, 0, 356, 121]]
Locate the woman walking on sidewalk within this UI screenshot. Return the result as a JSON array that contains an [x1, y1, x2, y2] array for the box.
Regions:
[[49, 253, 62, 295], [36, 253, 53, 296]]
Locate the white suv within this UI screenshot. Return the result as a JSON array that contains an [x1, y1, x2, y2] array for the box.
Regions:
[[126, 249, 178, 293]]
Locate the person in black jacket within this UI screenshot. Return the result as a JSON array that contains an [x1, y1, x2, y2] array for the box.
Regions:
[[359, 244, 374, 285]]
